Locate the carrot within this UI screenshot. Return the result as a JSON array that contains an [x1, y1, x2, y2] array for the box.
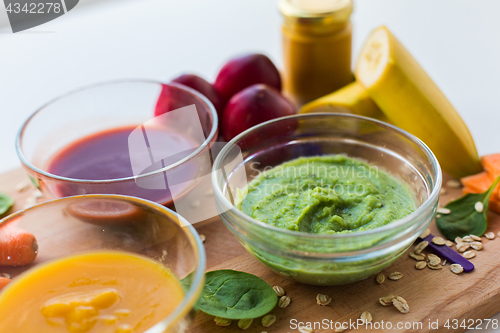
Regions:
[[461, 171, 500, 201], [481, 154, 500, 176], [0, 224, 38, 266], [462, 186, 482, 197], [461, 172, 494, 192], [460, 153, 500, 213], [463, 186, 500, 214], [0, 277, 11, 291], [489, 200, 500, 215]]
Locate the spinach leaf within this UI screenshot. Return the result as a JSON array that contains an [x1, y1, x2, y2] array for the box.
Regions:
[[0, 192, 14, 215], [179, 273, 200, 311], [197, 269, 277, 319], [180, 274, 192, 293], [436, 176, 500, 240]]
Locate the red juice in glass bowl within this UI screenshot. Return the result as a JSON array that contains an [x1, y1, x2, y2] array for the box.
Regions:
[[16, 80, 218, 206]]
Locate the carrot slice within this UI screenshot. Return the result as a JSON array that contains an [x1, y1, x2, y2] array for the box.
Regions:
[[461, 172, 500, 201], [0, 277, 10, 291], [461, 172, 494, 192], [481, 154, 500, 177], [462, 186, 478, 196], [0, 224, 38, 266]]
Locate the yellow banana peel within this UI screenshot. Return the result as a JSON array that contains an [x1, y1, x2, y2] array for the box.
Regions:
[[300, 81, 389, 122], [355, 26, 482, 178]]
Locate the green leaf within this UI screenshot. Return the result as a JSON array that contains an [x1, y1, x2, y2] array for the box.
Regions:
[[179, 273, 200, 311], [180, 274, 192, 293], [436, 176, 500, 240], [197, 269, 278, 320], [0, 192, 14, 215]]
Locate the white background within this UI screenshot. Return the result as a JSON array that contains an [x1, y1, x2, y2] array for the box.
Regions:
[[0, 0, 499, 329]]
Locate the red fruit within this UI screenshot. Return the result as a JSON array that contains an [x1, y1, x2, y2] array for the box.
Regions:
[[171, 74, 224, 116], [154, 84, 185, 117], [222, 84, 296, 143], [214, 54, 281, 104]]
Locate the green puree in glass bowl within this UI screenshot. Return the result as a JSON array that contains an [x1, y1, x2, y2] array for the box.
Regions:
[[237, 155, 416, 234]]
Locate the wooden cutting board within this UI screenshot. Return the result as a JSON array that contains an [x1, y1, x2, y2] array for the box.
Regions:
[[2, 168, 500, 333]]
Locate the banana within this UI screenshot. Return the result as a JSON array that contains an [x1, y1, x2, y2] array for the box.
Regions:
[[300, 81, 389, 122], [355, 26, 482, 178]]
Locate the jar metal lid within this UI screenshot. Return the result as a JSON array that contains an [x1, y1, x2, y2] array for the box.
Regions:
[[279, 0, 353, 21]]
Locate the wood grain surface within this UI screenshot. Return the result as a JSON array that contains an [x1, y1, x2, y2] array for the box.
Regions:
[[1, 168, 499, 333]]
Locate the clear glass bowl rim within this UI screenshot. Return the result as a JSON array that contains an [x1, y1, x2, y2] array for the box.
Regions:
[[0, 194, 207, 332], [15, 79, 219, 184], [212, 112, 442, 240]]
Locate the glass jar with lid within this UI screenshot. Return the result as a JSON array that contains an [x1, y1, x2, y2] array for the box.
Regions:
[[279, 0, 354, 105]]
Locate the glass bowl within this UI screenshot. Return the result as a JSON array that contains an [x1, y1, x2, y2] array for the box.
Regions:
[[212, 113, 441, 285], [0, 195, 206, 333], [16, 80, 218, 206]]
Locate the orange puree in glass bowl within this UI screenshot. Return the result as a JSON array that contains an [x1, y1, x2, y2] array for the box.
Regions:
[[0, 251, 185, 333]]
